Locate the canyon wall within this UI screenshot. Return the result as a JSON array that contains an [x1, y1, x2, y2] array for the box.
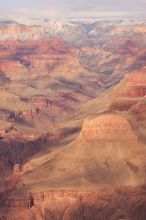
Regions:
[[1, 186, 146, 220]]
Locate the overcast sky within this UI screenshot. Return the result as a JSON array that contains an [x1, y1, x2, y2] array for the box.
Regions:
[[0, 0, 146, 18]]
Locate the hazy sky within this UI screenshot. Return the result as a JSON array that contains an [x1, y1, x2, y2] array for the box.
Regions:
[[0, 0, 146, 18]]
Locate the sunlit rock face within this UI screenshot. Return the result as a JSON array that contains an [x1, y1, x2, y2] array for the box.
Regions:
[[111, 69, 146, 111], [78, 114, 137, 145], [73, 113, 145, 187]]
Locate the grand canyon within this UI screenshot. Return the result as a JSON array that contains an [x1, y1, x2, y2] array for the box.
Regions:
[[0, 17, 146, 219]]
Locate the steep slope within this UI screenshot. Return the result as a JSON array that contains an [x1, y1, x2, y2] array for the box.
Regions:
[[19, 68, 146, 192], [21, 112, 145, 191]]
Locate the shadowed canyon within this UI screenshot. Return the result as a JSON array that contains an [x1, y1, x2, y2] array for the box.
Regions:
[[0, 19, 146, 219]]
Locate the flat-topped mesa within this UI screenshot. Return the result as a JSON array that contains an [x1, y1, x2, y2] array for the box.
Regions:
[[111, 69, 146, 111], [76, 113, 137, 145]]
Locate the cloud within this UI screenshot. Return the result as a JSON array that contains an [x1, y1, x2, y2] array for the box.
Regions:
[[0, 0, 146, 20], [17, 8, 59, 17], [31, 0, 146, 12]]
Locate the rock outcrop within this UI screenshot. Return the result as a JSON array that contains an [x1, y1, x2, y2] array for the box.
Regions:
[[13, 164, 22, 176], [77, 113, 137, 145], [111, 69, 146, 111], [1, 186, 146, 220]]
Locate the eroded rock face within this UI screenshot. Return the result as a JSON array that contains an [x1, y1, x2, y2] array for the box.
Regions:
[[130, 101, 146, 121], [77, 114, 137, 145], [111, 69, 146, 111], [1, 186, 146, 220]]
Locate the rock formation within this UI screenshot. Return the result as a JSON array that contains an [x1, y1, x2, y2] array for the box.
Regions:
[[13, 164, 22, 176], [0, 19, 146, 220], [111, 69, 146, 111]]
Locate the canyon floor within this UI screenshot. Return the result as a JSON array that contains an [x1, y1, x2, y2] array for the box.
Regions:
[[0, 18, 146, 219]]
